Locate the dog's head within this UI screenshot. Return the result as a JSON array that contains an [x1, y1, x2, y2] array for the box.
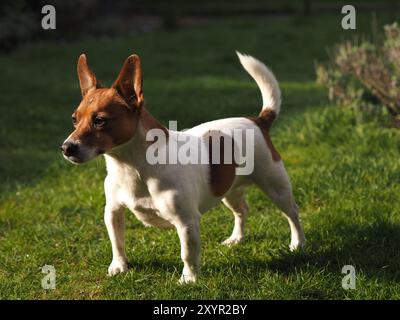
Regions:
[[61, 54, 144, 164]]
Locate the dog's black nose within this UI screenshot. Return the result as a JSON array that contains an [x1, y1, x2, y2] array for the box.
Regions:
[[61, 141, 79, 157]]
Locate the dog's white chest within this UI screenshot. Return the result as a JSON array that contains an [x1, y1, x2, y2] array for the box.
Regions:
[[121, 187, 173, 229], [105, 156, 173, 228]]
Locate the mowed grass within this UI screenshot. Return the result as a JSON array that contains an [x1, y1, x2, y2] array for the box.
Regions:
[[1, 13, 400, 299]]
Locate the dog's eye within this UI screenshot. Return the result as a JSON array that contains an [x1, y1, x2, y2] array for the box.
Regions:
[[93, 117, 107, 128], [72, 116, 77, 126]]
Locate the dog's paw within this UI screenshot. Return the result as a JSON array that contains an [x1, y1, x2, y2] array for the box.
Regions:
[[178, 273, 197, 285], [108, 258, 129, 276], [222, 236, 244, 246]]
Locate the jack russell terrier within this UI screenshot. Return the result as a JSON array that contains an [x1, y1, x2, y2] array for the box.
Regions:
[[61, 52, 305, 283]]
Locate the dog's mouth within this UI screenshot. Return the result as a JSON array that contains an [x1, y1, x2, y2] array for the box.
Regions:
[[63, 154, 85, 165], [62, 147, 105, 165]]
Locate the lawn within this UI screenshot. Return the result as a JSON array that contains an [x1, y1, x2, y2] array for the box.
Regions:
[[1, 12, 400, 299]]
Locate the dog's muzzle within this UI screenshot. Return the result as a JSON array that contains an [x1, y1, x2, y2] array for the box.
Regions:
[[61, 140, 79, 157], [61, 140, 83, 164], [61, 139, 102, 164]]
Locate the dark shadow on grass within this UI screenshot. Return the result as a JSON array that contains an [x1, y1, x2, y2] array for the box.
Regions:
[[127, 257, 181, 275], [99, 220, 400, 299], [267, 220, 400, 283], [202, 219, 400, 291], [143, 221, 400, 279]]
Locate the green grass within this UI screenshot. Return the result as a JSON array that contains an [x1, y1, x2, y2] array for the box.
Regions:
[[1, 12, 400, 299]]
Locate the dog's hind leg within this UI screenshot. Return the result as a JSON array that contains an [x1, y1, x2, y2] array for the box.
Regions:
[[222, 188, 249, 246], [253, 162, 305, 251]]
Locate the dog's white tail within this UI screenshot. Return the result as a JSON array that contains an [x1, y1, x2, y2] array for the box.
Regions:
[[236, 51, 281, 116]]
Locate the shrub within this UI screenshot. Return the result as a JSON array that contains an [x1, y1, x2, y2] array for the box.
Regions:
[[316, 23, 400, 127]]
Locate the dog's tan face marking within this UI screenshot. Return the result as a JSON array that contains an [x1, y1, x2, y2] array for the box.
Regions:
[[62, 54, 144, 164], [70, 88, 139, 155], [248, 109, 281, 162]]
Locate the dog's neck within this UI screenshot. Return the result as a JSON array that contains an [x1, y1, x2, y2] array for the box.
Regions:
[[104, 107, 168, 174]]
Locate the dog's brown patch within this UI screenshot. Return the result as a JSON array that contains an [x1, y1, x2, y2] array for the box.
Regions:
[[248, 109, 281, 161], [140, 108, 169, 143], [206, 131, 236, 197]]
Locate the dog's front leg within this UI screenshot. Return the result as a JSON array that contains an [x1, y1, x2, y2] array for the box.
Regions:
[[104, 205, 129, 276], [175, 219, 201, 284]]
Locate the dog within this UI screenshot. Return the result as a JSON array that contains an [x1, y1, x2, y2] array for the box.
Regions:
[[61, 52, 305, 283]]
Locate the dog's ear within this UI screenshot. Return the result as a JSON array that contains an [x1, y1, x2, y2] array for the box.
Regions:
[[112, 54, 144, 109], [77, 54, 98, 97]]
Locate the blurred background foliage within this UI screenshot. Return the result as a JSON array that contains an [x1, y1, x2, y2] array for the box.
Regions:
[[1, 0, 399, 51], [317, 22, 400, 127]]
